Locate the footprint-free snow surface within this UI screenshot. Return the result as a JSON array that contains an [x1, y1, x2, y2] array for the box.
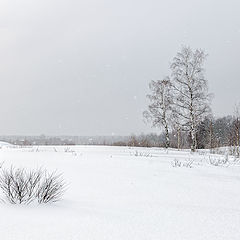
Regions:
[[0, 145, 239, 240]]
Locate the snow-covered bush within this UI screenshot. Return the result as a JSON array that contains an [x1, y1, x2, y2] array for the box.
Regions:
[[36, 171, 66, 203], [64, 147, 77, 156], [208, 154, 229, 167], [130, 150, 152, 157], [0, 167, 66, 204], [171, 158, 193, 168], [172, 159, 182, 167], [183, 159, 194, 168]]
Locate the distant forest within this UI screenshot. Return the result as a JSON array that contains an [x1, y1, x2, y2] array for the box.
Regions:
[[1, 114, 239, 152]]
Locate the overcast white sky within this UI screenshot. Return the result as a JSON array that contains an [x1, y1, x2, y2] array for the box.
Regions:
[[0, 0, 239, 135]]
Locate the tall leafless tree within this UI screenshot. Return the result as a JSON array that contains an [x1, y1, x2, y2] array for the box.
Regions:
[[233, 104, 240, 157], [209, 117, 215, 151], [171, 110, 182, 150], [170, 46, 211, 152], [144, 77, 173, 148]]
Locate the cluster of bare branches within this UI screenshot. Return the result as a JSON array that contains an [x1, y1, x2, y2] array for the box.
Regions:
[[37, 171, 66, 203], [0, 167, 66, 204], [208, 154, 230, 167], [64, 147, 77, 156], [130, 150, 152, 157], [171, 158, 194, 168]]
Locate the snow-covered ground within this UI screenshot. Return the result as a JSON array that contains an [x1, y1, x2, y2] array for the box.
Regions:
[[0, 145, 239, 240], [0, 141, 12, 147]]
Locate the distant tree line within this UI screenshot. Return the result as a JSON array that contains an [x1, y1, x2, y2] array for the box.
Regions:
[[112, 133, 166, 148], [112, 113, 239, 156]]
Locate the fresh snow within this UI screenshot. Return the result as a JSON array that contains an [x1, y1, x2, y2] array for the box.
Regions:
[[0, 141, 12, 147], [0, 145, 239, 240]]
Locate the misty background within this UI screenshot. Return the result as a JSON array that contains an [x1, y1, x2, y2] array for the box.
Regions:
[[0, 0, 239, 136]]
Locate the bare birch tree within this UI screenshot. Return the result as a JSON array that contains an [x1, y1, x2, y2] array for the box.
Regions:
[[144, 77, 172, 148], [170, 46, 211, 152], [233, 104, 240, 157], [171, 109, 182, 150]]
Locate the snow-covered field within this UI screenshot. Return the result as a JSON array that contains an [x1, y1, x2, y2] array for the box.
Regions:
[[0, 145, 239, 240]]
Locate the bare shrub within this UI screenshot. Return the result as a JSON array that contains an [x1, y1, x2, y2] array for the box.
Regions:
[[64, 147, 71, 152], [171, 159, 182, 167], [0, 167, 42, 204], [130, 150, 152, 157], [37, 171, 66, 203], [182, 159, 194, 168], [64, 147, 77, 156], [0, 167, 66, 204], [171, 158, 194, 168], [208, 154, 230, 167]]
